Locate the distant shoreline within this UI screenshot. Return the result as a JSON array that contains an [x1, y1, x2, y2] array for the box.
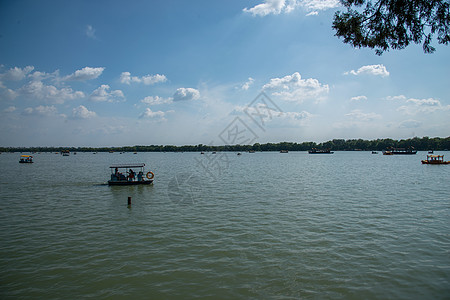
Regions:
[[1, 136, 449, 153]]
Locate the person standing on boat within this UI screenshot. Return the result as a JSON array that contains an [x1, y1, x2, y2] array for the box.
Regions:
[[128, 169, 135, 181]]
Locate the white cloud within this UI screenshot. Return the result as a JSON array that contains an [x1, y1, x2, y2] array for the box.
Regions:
[[173, 87, 200, 101], [241, 77, 255, 90], [141, 95, 173, 105], [386, 95, 407, 101], [86, 25, 96, 39], [345, 64, 390, 77], [397, 97, 450, 115], [345, 109, 382, 121], [350, 95, 367, 101], [306, 11, 318, 16], [276, 110, 313, 127], [301, 0, 340, 13], [120, 71, 167, 85], [0, 88, 18, 100], [89, 84, 125, 102], [20, 80, 85, 104], [3, 106, 16, 113], [399, 119, 422, 128], [141, 74, 167, 85], [23, 105, 58, 116], [72, 105, 96, 119], [0, 66, 34, 81], [282, 110, 312, 120], [243, 0, 286, 16], [139, 107, 166, 119], [243, 0, 339, 16], [28, 70, 59, 82], [262, 72, 329, 103], [232, 103, 312, 128], [64, 67, 105, 81], [232, 103, 283, 118], [407, 98, 441, 106]]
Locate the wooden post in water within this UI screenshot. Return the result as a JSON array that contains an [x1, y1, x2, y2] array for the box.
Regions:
[[128, 196, 131, 206]]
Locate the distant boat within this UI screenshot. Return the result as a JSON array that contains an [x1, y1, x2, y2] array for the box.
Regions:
[[383, 150, 393, 155], [248, 150, 255, 153], [428, 150, 434, 154], [372, 151, 378, 154], [19, 155, 33, 163], [280, 150, 288, 153], [393, 148, 417, 155], [237, 152, 242, 155], [309, 148, 333, 154], [386, 148, 417, 155], [61, 150, 70, 156], [421, 155, 450, 165]]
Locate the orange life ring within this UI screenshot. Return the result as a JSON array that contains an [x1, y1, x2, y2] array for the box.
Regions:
[[146, 171, 154, 180]]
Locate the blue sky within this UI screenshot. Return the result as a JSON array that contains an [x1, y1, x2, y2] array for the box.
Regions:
[[1, 0, 449, 147]]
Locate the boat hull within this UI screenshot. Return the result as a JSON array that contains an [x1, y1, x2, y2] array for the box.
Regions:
[[421, 161, 450, 165], [392, 151, 417, 155], [108, 180, 154, 186], [309, 151, 334, 154]]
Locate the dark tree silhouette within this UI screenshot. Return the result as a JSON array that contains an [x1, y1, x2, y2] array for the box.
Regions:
[[332, 0, 450, 54]]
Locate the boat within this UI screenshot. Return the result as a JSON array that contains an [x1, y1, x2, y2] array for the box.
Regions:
[[372, 151, 378, 154], [280, 150, 289, 153], [61, 150, 70, 156], [392, 148, 417, 155], [248, 150, 255, 153], [384, 148, 417, 155], [19, 155, 33, 163], [383, 151, 393, 155], [428, 150, 434, 154], [108, 163, 154, 186], [421, 155, 450, 165], [309, 148, 334, 154]]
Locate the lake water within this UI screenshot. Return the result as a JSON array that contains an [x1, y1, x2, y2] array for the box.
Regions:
[[1, 151, 449, 299]]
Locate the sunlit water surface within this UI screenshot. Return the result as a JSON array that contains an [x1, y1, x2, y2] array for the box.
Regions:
[[1, 151, 449, 299]]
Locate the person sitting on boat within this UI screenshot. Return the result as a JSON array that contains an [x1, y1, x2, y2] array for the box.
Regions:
[[110, 168, 119, 181]]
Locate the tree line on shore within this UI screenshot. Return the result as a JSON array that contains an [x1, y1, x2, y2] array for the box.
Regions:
[[1, 136, 449, 153]]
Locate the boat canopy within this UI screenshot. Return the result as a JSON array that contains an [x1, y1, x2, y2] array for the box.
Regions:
[[110, 163, 145, 168], [20, 155, 32, 158]]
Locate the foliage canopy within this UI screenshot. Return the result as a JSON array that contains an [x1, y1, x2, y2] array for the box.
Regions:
[[1, 136, 449, 152], [332, 0, 450, 54]]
